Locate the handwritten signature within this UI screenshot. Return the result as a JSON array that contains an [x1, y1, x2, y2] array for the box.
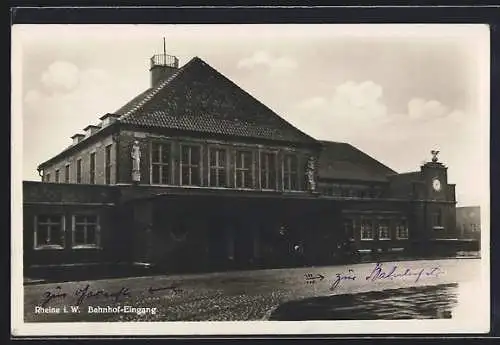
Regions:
[[40, 283, 182, 307], [305, 263, 444, 291], [365, 263, 443, 283]]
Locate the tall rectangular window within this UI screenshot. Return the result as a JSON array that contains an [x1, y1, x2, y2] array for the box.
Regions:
[[283, 154, 298, 191], [396, 219, 409, 239], [105, 144, 112, 184], [76, 159, 82, 183], [260, 152, 277, 190], [360, 219, 374, 240], [180, 145, 201, 186], [55, 170, 60, 183], [378, 219, 391, 240], [89, 152, 96, 184], [235, 150, 253, 188], [151, 142, 170, 185], [45, 173, 51, 182], [209, 147, 227, 187], [432, 209, 443, 230], [34, 215, 64, 249], [65, 164, 70, 183], [72, 215, 100, 248]]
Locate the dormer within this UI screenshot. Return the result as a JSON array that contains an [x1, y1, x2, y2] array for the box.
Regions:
[[83, 124, 101, 138], [99, 113, 119, 128], [71, 133, 85, 145]]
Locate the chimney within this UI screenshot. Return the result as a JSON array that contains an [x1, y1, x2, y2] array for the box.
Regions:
[[99, 113, 119, 128], [149, 38, 179, 87], [83, 124, 101, 138], [71, 133, 85, 145]]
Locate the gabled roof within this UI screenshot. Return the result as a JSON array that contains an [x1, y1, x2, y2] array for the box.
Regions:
[[115, 57, 317, 145], [318, 141, 397, 182]]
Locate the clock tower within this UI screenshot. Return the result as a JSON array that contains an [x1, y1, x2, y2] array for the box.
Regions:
[[420, 150, 448, 201], [419, 150, 457, 239]]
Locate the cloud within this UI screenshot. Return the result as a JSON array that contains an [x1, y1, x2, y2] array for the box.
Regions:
[[293, 80, 389, 141], [41, 61, 81, 92], [237, 51, 298, 74], [408, 98, 449, 120]]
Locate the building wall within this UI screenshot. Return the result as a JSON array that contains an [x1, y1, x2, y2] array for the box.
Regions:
[[456, 206, 481, 240], [42, 135, 117, 185], [116, 130, 315, 191], [22, 182, 130, 268]]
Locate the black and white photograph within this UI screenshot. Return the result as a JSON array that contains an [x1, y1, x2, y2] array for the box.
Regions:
[[11, 23, 490, 336]]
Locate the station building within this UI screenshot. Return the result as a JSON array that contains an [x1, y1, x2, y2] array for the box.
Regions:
[[22, 52, 473, 274]]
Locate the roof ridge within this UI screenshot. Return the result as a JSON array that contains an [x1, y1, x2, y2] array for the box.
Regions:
[[119, 57, 198, 121]]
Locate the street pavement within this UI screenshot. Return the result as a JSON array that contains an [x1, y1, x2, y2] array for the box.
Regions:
[[23, 258, 481, 322]]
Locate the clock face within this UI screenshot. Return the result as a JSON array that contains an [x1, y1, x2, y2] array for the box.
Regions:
[[432, 178, 442, 192]]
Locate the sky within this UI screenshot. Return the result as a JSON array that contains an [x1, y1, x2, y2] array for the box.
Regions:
[[12, 24, 489, 207]]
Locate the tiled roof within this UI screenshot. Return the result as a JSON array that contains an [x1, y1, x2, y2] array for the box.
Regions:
[[318, 141, 397, 182], [115, 57, 317, 145]]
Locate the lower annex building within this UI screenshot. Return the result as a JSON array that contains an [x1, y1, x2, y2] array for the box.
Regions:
[[22, 51, 476, 274]]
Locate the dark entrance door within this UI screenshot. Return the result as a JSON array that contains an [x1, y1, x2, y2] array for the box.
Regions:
[[207, 218, 228, 270], [233, 222, 254, 268]]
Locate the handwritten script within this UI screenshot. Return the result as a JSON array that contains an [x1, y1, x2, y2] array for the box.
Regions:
[[305, 263, 444, 291], [40, 283, 182, 307]]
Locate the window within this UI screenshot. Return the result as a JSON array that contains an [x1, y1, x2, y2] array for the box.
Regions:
[[283, 154, 298, 191], [151, 142, 170, 185], [360, 219, 373, 240], [89, 152, 96, 184], [105, 144, 112, 184], [260, 152, 277, 189], [55, 170, 60, 183], [72, 215, 100, 248], [76, 159, 82, 183], [396, 219, 409, 239], [432, 209, 443, 229], [378, 220, 391, 240], [180, 145, 201, 186], [45, 173, 51, 182], [65, 164, 70, 183], [209, 147, 227, 187], [344, 219, 355, 241], [34, 215, 64, 249], [235, 150, 253, 188]]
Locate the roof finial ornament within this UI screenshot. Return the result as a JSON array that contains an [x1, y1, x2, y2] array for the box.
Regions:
[[431, 150, 440, 163]]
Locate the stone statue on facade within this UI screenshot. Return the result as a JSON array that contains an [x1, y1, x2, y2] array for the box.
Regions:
[[431, 150, 440, 163], [131, 140, 141, 182], [306, 156, 316, 192]]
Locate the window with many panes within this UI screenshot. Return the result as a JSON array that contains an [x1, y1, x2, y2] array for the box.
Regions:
[[105, 144, 112, 184], [378, 219, 391, 240], [344, 219, 355, 241], [151, 142, 171, 185], [360, 219, 373, 240], [396, 219, 409, 239], [55, 170, 60, 183], [209, 147, 227, 187], [283, 154, 298, 191], [76, 159, 82, 183], [180, 145, 201, 186], [65, 164, 70, 183], [72, 215, 100, 248], [235, 150, 253, 188], [90, 152, 96, 184], [260, 152, 277, 190], [34, 215, 64, 249]]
